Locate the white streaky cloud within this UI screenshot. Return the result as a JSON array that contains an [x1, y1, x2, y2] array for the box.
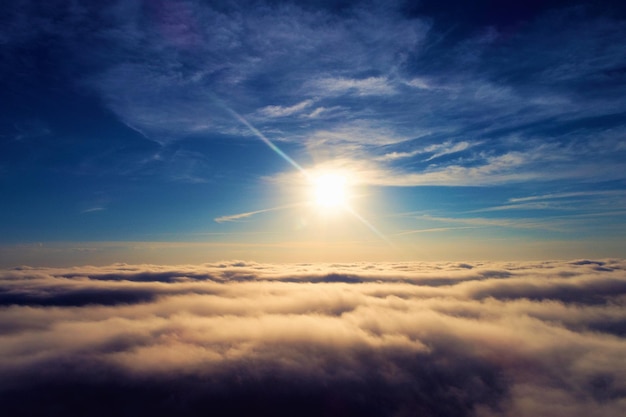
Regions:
[[81, 2, 428, 142], [403, 76, 462, 91], [214, 202, 307, 223], [375, 140, 475, 162], [311, 152, 532, 187], [469, 202, 556, 212], [424, 141, 473, 161], [509, 190, 626, 203], [405, 77, 434, 90], [309, 76, 396, 96], [304, 106, 346, 119], [375, 150, 422, 161], [258, 99, 314, 118], [266, 141, 626, 188], [394, 226, 477, 236], [304, 121, 410, 148], [305, 107, 326, 119], [81, 207, 106, 214], [89, 63, 226, 143], [471, 191, 626, 213], [372, 152, 542, 186], [412, 214, 570, 232], [267, 151, 531, 189]]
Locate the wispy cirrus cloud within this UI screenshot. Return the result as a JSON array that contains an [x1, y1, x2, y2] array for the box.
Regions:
[[394, 226, 477, 236], [2, 0, 626, 252], [470, 191, 626, 213], [74, 1, 427, 143], [3, 0, 625, 187], [308, 76, 396, 96], [214, 202, 306, 223], [508, 190, 626, 203], [257, 100, 314, 118], [375, 141, 475, 162], [411, 214, 570, 232], [80, 207, 106, 214]]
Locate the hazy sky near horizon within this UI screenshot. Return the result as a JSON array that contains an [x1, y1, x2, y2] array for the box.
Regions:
[[2, 0, 626, 264]]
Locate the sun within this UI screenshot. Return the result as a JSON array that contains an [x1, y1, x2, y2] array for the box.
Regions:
[[312, 173, 348, 209]]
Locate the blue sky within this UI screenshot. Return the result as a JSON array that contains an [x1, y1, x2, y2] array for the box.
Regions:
[[1, 0, 626, 265]]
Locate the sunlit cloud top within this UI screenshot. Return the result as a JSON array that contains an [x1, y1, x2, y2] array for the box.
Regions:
[[2, 260, 626, 416]]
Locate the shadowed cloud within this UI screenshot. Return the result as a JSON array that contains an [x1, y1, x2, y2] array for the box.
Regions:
[[1, 260, 625, 416]]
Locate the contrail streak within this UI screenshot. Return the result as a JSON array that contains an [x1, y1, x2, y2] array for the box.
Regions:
[[215, 202, 308, 223], [214, 94, 389, 243], [210, 94, 308, 178]]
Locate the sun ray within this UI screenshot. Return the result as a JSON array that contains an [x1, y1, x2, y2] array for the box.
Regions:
[[211, 94, 309, 178], [345, 205, 393, 245], [214, 94, 389, 243]]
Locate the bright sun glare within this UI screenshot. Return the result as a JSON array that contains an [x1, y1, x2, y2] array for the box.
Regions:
[[312, 173, 348, 209]]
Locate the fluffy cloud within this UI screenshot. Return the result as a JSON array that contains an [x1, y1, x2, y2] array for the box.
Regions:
[[1, 260, 625, 416]]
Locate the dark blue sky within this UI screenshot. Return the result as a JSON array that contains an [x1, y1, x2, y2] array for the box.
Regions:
[[1, 0, 625, 264]]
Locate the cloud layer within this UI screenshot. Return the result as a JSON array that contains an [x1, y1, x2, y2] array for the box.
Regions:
[[2, 260, 625, 416]]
